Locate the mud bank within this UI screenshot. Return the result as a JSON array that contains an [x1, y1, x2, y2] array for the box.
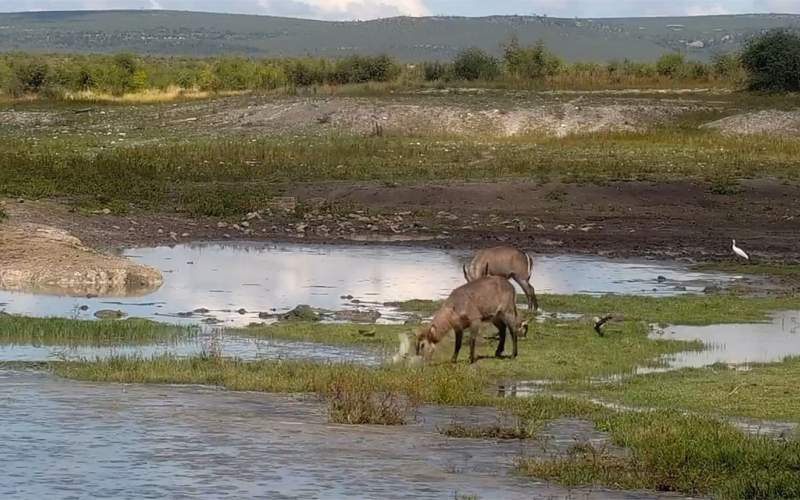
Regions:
[[0, 222, 162, 297]]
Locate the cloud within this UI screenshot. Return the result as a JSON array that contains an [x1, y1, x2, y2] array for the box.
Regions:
[[7, 0, 429, 19], [5, 0, 800, 18]]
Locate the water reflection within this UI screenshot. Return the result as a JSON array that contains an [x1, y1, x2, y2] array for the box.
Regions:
[[648, 310, 800, 369], [0, 241, 737, 326]]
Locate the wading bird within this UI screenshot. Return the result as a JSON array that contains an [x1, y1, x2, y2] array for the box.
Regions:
[[732, 240, 749, 260]]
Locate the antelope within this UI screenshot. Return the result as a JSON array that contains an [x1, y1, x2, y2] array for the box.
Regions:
[[415, 276, 529, 364], [463, 246, 538, 311]]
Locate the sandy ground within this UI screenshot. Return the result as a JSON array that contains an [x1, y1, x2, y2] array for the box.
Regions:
[[0, 221, 162, 297]]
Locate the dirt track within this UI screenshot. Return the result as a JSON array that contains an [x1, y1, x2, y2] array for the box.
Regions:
[[4, 177, 799, 262]]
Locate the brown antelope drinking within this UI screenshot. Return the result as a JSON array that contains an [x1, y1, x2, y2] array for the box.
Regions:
[[415, 276, 529, 364], [463, 246, 538, 311]]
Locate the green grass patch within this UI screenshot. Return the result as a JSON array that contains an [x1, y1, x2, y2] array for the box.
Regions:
[[0, 315, 194, 346], [575, 358, 800, 422], [392, 293, 800, 325], [242, 319, 697, 382], [518, 410, 800, 499]]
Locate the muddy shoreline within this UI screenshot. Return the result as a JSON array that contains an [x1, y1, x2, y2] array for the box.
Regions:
[[4, 177, 800, 262]]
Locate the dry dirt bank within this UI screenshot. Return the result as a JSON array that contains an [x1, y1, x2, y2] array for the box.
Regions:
[[0, 221, 162, 297], [4, 178, 799, 263]]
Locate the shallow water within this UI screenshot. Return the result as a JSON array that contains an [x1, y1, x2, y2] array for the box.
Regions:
[[0, 241, 737, 327], [0, 369, 688, 500], [0, 329, 382, 364], [647, 310, 800, 370]]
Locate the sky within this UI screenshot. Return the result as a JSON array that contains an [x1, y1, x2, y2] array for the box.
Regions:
[[4, 0, 800, 21]]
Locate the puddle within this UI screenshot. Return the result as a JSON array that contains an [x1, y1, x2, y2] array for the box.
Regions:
[[0, 369, 690, 500], [0, 241, 738, 327], [648, 310, 800, 370]]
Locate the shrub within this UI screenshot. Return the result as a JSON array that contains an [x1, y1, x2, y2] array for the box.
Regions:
[[422, 60, 449, 81], [284, 58, 327, 87], [656, 52, 686, 77], [452, 47, 500, 81], [330, 54, 399, 85], [504, 37, 562, 79], [12, 58, 50, 93], [741, 29, 800, 92]]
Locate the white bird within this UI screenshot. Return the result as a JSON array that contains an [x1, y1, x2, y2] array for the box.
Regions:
[[732, 239, 749, 260]]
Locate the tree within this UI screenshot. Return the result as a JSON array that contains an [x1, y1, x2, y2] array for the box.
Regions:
[[741, 29, 800, 92]]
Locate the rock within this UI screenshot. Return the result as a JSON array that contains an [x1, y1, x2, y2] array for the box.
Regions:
[[268, 196, 297, 213], [657, 275, 667, 283], [181, 233, 190, 238], [79, 305, 89, 311], [403, 314, 423, 326], [704, 285, 722, 294], [101, 208, 111, 215], [340, 294, 354, 300], [202, 317, 223, 325], [193, 307, 210, 314], [334, 309, 381, 323], [94, 309, 127, 320], [176, 311, 195, 318], [217, 221, 228, 228], [237, 308, 247, 315], [240, 221, 250, 228], [258, 311, 274, 319], [245, 211, 261, 220], [282, 304, 321, 322]]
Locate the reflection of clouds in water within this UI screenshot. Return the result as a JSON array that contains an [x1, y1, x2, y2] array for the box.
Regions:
[[0, 242, 736, 326], [651, 310, 800, 369]]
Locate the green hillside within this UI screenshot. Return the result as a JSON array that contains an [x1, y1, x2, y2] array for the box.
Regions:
[[0, 10, 799, 61]]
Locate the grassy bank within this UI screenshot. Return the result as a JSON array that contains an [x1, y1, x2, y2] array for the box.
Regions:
[[577, 358, 800, 422], [393, 293, 800, 325], [2, 129, 800, 216], [0, 315, 193, 346], [518, 410, 800, 499]]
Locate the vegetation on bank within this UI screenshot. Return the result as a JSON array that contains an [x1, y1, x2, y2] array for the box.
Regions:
[[391, 293, 800, 326], [5, 29, 799, 98], [518, 410, 800, 499], [0, 315, 194, 346], [0, 37, 751, 99], [3, 129, 800, 216]]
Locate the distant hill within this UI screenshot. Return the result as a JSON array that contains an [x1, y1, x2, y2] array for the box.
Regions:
[[1, 10, 799, 62]]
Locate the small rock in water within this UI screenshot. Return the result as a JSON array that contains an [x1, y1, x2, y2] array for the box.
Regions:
[[237, 308, 247, 315], [94, 309, 127, 320], [202, 317, 223, 325], [79, 305, 89, 311], [334, 309, 381, 323], [403, 314, 423, 326], [258, 311, 274, 319], [657, 275, 667, 283], [193, 307, 210, 314], [176, 311, 194, 318], [340, 294, 354, 300], [282, 304, 321, 322]]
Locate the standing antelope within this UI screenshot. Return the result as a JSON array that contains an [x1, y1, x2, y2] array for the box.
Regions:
[[463, 246, 538, 311], [415, 276, 529, 364]]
